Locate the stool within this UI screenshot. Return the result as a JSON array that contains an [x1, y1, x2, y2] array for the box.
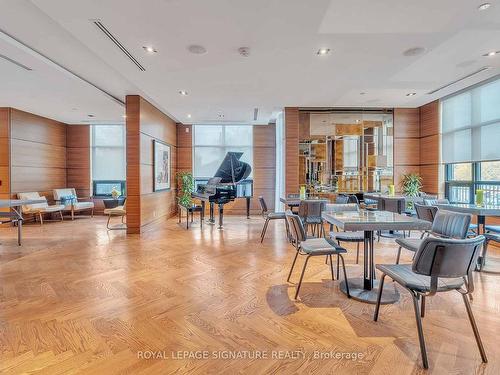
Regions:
[[178, 204, 203, 229]]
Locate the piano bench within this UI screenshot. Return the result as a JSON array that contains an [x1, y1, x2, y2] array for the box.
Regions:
[[178, 204, 204, 229]]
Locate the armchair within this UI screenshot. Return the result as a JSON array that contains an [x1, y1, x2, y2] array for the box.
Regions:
[[17, 192, 64, 225], [53, 188, 94, 220]]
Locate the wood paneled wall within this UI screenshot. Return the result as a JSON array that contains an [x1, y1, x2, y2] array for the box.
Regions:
[[393, 108, 421, 190], [284, 107, 299, 194], [419, 101, 440, 195], [66, 125, 91, 198], [126, 95, 178, 234], [9, 109, 67, 200], [176, 124, 192, 174]]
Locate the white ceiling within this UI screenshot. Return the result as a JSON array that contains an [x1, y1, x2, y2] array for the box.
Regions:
[[0, 0, 499, 125]]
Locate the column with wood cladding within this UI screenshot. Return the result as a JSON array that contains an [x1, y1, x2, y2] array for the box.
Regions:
[[419, 101, 440, 195], [66, 125, 91, 199], [393, 108, 420, 191], [0, 108, 10, 209], [284, 107, 299, 195]]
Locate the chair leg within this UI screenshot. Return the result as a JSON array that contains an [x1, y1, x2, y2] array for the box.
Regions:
[[260, 218, 270, 243], [462, 293, 488, 363], [59, 211, 64, 221], [284, 218, 290, 242], [479, 240, 489, 271], [411, 293, 429, 369], [38, 212, 43, 226], [336, 255, 340, 280], [356, 242, 360, 264], [373, 273, 386, 321], [328, 254, 334, 280], [338, 254, 350, 298], [294, 255, 311, 300], [396, 246, 402, 264], [71, 208, 75, 221], [421, 296, 425, 318], [287, 250, 300, 283], [106, 215, 112, 229]]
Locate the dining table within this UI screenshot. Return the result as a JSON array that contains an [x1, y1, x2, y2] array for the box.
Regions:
[[0, 199, 45, 245], [322, 209, 431, 304]]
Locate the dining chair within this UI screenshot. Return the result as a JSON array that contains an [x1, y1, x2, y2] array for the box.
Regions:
[[477, 232, 500, 272], [423, 198, 449, 206], [326, 203, 364, 265], [395, 210, 471, 264], [374, 236, 487, 369], [259, 196, 288, 243], [414, 203, 438, 239], [285, 211, 350, 300], [335, 195, 349, 204], [298, 199, 328, 237]]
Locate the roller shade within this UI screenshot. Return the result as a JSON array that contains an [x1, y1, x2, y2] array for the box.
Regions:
[[441, 77, 500, 164]]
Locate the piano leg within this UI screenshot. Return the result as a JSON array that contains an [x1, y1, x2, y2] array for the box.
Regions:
[[201, 201, 205, 227], [218, 203, 224, 229], [209, 202, 215, 224], [246, 197, 251, 219]]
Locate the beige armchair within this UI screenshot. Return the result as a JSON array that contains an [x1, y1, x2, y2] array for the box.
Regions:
[[103, 202, 126, 230], [53, 188, 94, 220], [17, 192, 65, 225]]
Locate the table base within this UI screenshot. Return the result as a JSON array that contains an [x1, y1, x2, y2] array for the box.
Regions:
[[340, 277, 400, 304]]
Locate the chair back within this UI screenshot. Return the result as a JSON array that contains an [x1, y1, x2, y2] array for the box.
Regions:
[[383, 197, 405, 214], [415, 203, 438, 223], [258, 196, 268, 215], [413, 236, 484, 288], [53, 188, 77, 201], [287, 193, 300, 199], [335, 195, 349, 204], [285, 210, 307, 245], [424, 198, 449, 206], [17, 192, 48, 213], [324, 203, 359, 213], [347, 195, 359, 204], [298, 199, 327, 219], [431, 210, 471, 239]]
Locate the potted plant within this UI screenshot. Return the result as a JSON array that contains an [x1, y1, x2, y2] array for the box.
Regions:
[[176, 171, 194, 208], [400, 173, 423, 209]]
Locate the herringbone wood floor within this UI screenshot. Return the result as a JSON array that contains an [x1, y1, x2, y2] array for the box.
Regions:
[[0, 215, 499, 374]]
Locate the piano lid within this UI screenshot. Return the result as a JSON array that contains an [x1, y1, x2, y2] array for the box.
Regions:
[[213, 152, 252, 183]]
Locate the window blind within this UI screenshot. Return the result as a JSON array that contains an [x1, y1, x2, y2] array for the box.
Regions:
[[441, 77, 500, 163]]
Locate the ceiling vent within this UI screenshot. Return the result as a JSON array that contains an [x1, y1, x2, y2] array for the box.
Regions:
[[253, 108, 259, 121], [0, 53, 32, 71], [92, 20, 145, 71], [427, 66, 492, 94]]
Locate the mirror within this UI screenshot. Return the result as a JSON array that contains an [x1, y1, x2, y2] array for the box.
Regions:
[[298, 109, 393, 194]]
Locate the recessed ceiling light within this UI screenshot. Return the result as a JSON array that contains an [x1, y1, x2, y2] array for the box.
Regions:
[[143, 46, 157, 54], [483, 51, 499, 57], [317, 48, 331, 56], [187, 114, 192, 118], [359, 92, 366, 95], [187, 45, 207, 55], [87, 114, 95, 117], [478, 3, 491, 11], [355, 119, 360, 123], [406, 92, 417, 97], [403, 47, 426, 57], [179, 90, 188, 96], [217, 113, 224, 119]]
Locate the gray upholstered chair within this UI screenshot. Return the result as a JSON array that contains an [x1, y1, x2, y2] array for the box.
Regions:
[[478, 232, 500, 272], [335, 195, 349, 204], [297, 199, 328, 237], [285, 211, 350, 300], [423, 198, 449, 206], [414, 203, 438, 239], [378, 197, 406, 240], [259, 196, 287, 243], [326, 203, 364, 264], [395, 210, 471, 264], [374, 236, 487, 369]]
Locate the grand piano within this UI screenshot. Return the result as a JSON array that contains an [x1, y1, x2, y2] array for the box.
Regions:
[[192, 152, 253, 228]]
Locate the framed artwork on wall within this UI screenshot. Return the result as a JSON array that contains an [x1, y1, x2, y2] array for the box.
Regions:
[[153, 140, 171, 192]]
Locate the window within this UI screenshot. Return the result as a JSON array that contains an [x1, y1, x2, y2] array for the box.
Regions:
[[193, 125, 253, 179], [91, 125, 126, 196], [442, 77, 500, 205]]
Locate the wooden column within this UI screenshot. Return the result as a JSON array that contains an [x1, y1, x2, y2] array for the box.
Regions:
[[284, 107, 299, 194], [0, 108, 10, 210], [419, 101, 440, 195]]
